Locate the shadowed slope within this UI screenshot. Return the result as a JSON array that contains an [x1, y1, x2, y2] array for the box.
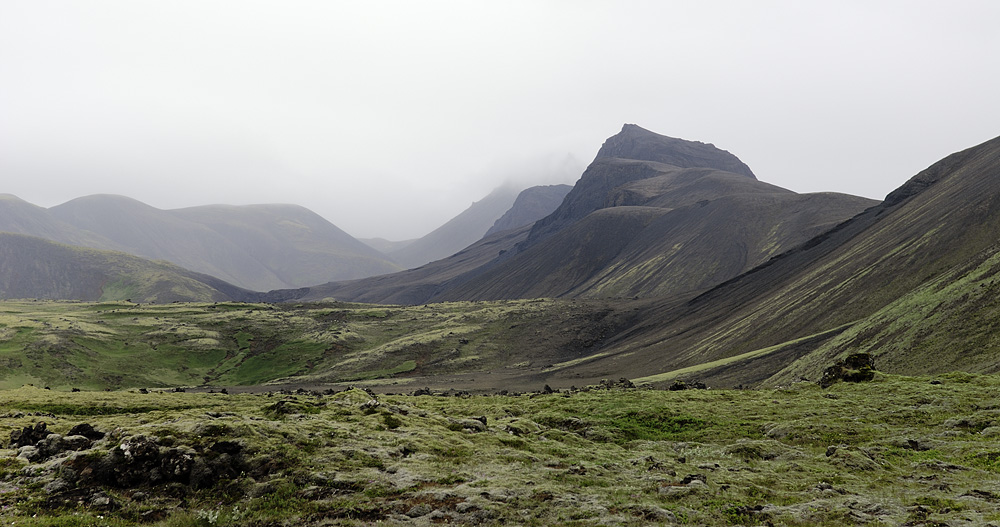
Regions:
[[553, 133, 1000, 388], [523, 124, 756, 246], [484, 184, 572, 237], [437, 168, 875, 302], [0, 232, 246, 302], [275, 125, 874, 305]]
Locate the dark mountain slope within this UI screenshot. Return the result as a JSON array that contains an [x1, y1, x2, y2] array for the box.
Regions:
[[438, 207, 672, 301], [388, 185, 522, 269], [550, 133, 1000, 387], [437, 169, 875, 301], [0, 232, 246, 302], [294, 225, 532, 305], [596, 123, 756, 179], [275, 125, 874, 305], [524, 124, 756, 245], [484, 184, 572, 237], [170, 204, 400, 288]]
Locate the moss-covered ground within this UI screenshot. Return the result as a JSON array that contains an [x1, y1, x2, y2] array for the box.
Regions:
[[2, 373, 999, 526], [0, 299, 611, 392]]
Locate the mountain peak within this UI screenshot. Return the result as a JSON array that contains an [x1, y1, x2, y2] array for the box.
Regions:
[[595, 124, 756, 179]]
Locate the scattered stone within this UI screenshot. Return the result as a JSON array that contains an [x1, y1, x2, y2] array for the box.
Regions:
[[67, 423, 105, 441], [669, 380, 708, 391], [10, 422, 51, 448]]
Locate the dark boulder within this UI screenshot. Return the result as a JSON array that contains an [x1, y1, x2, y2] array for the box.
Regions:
[[819, 353, 877, 388], [67, 423, 106, 441], [9, 422, 51, 448]]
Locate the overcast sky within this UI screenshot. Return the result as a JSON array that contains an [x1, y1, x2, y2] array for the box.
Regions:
[[2, 1, 1000, 240]]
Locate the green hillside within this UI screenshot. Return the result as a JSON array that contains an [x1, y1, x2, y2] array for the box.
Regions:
[[0, 233, 242, 304], [0, 298, 622, 391]]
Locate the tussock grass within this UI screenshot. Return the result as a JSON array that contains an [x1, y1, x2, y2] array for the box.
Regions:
[[1, 374, 999, 525]]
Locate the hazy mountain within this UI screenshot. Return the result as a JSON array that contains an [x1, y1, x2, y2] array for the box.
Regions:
[[0, 194, 119, 249], [359, 237, 416, 254], [546, 132, 1000, 388], [386, 184, 523, 269], [297, 225, 532, 305], [522, 124, 758, 246], [286, 125, 874, 304], [0, 232, 248, 302], [484, 184, 572, 237], [36, 195, 401, 291], [169, 203, 400, 288]]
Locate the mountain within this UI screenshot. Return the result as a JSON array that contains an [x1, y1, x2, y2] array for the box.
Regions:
[[360, 237, 416, 254], [522, 124, 757, 245], [484, 184, 572, 237], [386, 184, 523, 269], [291, 224, 533, 305], [168, 203, 400, 288], [0, 194, 118, 249], [37, 195, 401, 291], [0, 232, 249, 302], [286, 125, 875, 304], [543, 132, 1000, 388]]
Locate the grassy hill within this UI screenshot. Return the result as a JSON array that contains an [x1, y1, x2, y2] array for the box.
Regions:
[[0, 233, 248, 304], [0, 298, 627, 391]]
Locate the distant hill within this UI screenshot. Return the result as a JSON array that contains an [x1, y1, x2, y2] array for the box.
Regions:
[[0, 194, 402, 291], [292, 224, 532, 305], [0, 232, 249, 302], [0, 194, 119, 249], [168, 203, 400, 288], [286, 125, 875, 304], [386, 184, 523, 269], [484, 184, 572, 237], [359, 237, 416, 254]]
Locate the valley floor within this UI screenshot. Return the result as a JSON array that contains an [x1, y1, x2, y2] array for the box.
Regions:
[[2, 373, 1000, 526]]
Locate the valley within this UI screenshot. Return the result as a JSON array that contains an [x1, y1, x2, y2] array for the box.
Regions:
[[4, 124, 1000, 525]]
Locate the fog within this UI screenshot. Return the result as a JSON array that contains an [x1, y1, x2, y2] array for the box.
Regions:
[[2, 1, 999, 239]]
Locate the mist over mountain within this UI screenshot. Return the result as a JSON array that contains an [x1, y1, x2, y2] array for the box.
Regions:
[[484, 184, 572, 238], [290, 124, 875, 305], [0, 195, 401, 291], [385, 184, 523, 269]]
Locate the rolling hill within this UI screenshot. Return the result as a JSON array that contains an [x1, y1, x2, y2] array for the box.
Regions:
[[0, 232, 250, 302], [0, 194, 402, 291]]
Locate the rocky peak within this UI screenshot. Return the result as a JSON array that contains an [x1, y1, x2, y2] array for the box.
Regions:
[[594, 124, 756, 179]]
